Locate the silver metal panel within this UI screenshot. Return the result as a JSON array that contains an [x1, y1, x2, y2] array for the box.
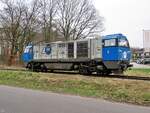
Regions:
[[143, 30, 150, 52], [91, 37, 102, 59], [57, 43, 68, 59], [74, 41, 77, 59], [40, 45, 50, 59], [33, 44, 40, 60], [33, 37, 102, 61], [51, 43, 58, 59], [76, 39, 90, 59]]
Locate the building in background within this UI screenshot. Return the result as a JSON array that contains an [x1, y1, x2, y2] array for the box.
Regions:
[[131, 47, 144, 61], [143, 30, 150, 52]]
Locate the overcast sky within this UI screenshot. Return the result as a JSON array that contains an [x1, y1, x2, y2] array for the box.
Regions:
[[94, 0, 150, 48]]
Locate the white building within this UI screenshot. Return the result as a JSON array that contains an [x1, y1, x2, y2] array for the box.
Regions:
[[143, 30, 150, 52]]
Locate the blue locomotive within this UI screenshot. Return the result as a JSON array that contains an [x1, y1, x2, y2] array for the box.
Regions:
[[22, 34, 132, 75]]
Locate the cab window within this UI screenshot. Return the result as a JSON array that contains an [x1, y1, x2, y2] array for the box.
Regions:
[[24, 47, 32, 53], [104, 39, 116, 47], [24, 48, 30, 53], [118, 38, 129, 47]]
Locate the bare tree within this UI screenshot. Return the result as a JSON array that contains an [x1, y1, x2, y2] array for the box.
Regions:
[[0, 0, 104, 65], [0, 0, 41, 65], [56, 0, 104, 41], [19, 0, 41, 57], [0, 0, 25, 65], [39, 0, 58, 42]]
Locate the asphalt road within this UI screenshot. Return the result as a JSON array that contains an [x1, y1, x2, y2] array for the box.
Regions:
[[132, 62, 150, 69], [0, 86, 150, 113]]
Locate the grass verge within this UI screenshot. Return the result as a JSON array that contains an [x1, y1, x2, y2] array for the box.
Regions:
[[0, 70, 150, 106], [126, 68, 150, 77]]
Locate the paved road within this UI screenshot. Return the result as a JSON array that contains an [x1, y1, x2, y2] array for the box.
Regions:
[[132, 62, 150, 69], [0, 86, 150, 113]]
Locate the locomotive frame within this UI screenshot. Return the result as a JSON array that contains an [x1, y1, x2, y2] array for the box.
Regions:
[[22, 34, 133, 75]]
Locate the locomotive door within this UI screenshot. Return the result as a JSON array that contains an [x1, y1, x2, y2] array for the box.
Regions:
[[51, 44, 57, 59], [77, 41, 88, 58], [33, 45, 40, 60], [91, 38, 102, 59], [68, 43, 74, 58], [102, 38, 118, 61], [94, 38, 102, 59]]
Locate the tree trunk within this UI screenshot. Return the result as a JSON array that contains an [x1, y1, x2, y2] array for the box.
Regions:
[[8, 45, 16, 66], [8, 55, 15, 66]]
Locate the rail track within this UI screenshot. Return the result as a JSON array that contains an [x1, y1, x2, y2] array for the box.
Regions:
[[0, 68, 150, 81], [0, 68, 27, 72]]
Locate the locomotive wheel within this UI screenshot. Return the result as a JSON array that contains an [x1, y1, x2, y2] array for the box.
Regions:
[[29, 62, 41, 72], [30, 63, 37, 72], [50, 70, 54, 73], [40, 64, 48, 72], [103, 71, 110, 76], [79, 67, 84, 75], [79, 66, 92, 75], [97, 70, 111, 76], [96, 70, 103, 76], [26, 63, 32, 70]]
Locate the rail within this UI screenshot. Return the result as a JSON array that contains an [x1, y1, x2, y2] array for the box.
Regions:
[[0, 68, 149, 81]]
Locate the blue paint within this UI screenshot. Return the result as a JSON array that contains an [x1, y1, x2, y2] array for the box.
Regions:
[[102, 47, 119, 61], [102, 33, 125, 40], [44, 44, 51, 55], [22, 45, 33, 63], [102, 34, 131, 61], [118, 47, 131, 61], [102, 47, 131, 61]]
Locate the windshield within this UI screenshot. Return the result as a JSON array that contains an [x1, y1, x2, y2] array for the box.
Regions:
[[103, 38, 129, 48], [104, 39, 116, 47], [24, 46, 32, 53], [118, 38, 129, 47]]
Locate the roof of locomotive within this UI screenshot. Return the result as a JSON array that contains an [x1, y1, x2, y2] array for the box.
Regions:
[[32, 36, 102, 45], [28, 33, 127, 46], [102, 33, 127, 40]]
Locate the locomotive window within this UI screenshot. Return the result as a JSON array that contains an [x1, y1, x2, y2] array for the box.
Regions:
[[104, 39, 116, 47], [118, 38, 129, 47], [59, 43, 65, 48], [68, 43, 74, 58], [24, 48, 29, 53], [77, 41, 88, 58], [24, 47, 32, 53]]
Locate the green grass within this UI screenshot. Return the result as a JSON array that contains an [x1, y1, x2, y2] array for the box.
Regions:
[[126, 68, 150, 76], [0, 70, 150, 106]]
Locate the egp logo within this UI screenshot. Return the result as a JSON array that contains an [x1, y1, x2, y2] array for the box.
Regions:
[[44, 44, 51, 55]]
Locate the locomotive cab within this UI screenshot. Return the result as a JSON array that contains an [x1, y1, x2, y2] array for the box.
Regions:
[[102, 34, 132, 73], [22, 45, 33, 63]]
